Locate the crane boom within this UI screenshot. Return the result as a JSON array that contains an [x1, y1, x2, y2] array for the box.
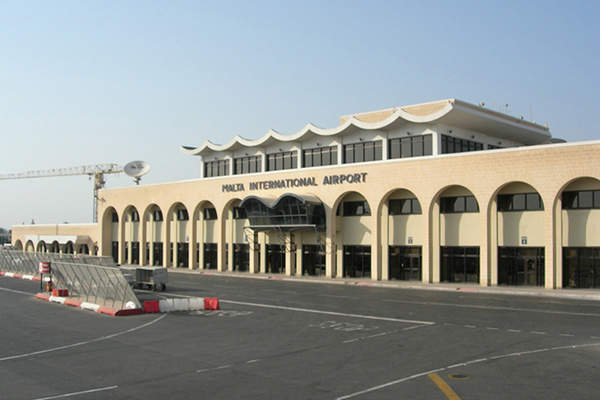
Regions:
[[0, 163, 124, 223], [0, 163, 122, 180]]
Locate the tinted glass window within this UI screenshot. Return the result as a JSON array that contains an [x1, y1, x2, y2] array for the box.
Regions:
[[579, 191, 593, 208], [204, 208, 217, 220]]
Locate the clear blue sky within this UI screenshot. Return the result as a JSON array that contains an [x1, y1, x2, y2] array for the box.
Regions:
[[1, 1, 599, 228]]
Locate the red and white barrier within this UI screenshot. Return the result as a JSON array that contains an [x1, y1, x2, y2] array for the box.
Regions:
[[35, 293, 143, 316], [0, 271, 47, 281], [143, 297, 219, 313]]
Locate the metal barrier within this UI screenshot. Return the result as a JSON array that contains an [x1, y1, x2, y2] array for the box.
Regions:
[[0, 249, 140, 311]]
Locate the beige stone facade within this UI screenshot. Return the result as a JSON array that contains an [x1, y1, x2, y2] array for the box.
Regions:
[[11, 99, 600, 290]]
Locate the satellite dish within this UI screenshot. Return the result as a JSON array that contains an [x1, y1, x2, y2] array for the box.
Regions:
[[124, 160, 150, 184]]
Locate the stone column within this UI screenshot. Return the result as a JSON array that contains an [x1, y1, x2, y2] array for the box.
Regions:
[[249, 231, 258, 274], [544, 200, 557, 289], [259, 232, 267, 273], [228, 209, 234, 272], [285, 232, 293, 276], [381, 201, 390, 281], [295, 233, 303, 277]]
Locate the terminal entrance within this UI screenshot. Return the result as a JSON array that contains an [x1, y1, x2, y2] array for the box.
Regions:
[[152, 243, 163, 266], [204, 243, 217, 269], [343, 245, 371, 278], [563, 247, 600, 288], [176, 243, 188, 268], [302, 244, 325, 276], [389, 246, 421, 280], [498, 247, 544, 286], [112, 241, 118, 263], [131, 242, 140, 264], [233, 243, 249, 272], [266, 244, 285, 273], [441, 246, 479, 283]]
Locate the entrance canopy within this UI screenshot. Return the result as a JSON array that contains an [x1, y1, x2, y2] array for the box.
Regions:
[[239, 193, 325, 232]]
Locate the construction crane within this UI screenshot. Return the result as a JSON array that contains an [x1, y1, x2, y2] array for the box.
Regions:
[[0, 162, 149, 222]]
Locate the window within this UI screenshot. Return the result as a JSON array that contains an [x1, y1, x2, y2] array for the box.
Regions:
[[342, 140, 382, 164], [562, 190, 600, 210], [497, 193, 544, 211], [152, 210, 163, 222], [233, 155, 262, 175], [440, 196, 479, 213], [342, 201, 371, 216], [389, 198, 422, 215], [267, 150, 297, 171], [130, 210, 140, 222], [233, 207, 247, 219], [176, 209, 189, 221], [203, 208, 217, 220], [302, 145, 338, 168], [111, 212, 118, 223], [441, 135, 484, 154], [204, 159, 230, 177], [388, 135, 432, 159]]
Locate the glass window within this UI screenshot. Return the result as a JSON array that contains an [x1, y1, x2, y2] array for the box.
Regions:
[[344, 145, 354, 163], [343, 140, 381, 164], [423, 135, 432, 156], [374, 141, 382, 160], [303, 150, 313, 168], [595, 191, 600, 209], [389, 138, 401, 159], [343, 201, 371, 216], [526, 193, 543, 210], [465, 196, 479, 212], [412, 136, 423, 157], [440, 135, 484, 154], [579, 191, 593, 208], [204, 208, 217, 220], [355, 143, 364, 162], [512, 194, 526, 210], [411, 198, 422, 214], [401, 137, 412, 158], [153, 210, 163, 221], [233, 207, 247, 219], [177, 209, 189, 221]]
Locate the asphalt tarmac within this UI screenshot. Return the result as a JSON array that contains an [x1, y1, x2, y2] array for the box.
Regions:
[[1, 272, 600, 400]]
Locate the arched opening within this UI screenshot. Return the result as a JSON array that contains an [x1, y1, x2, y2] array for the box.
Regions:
[[237, 194, 327, 276], [560, 177, 600, 288], [142, 204, 164, 266], [50, 241, 60, 253], [379, 188, 423, 281], [36, 241, 47, 253], [64, 241, 74, 254], [195, 201, 218, 270], [101, 207, 119, 262], [25, 240, 35, 253], [167, 202, 189, 268], [333, 191, 372, 278], [77, 243, 90, 255], [433, 185, 480, 283], [13, 240, 23, 251], [121, 206, 140, 265], [493, 182, 545, 286], [222, 198, 249, 272]]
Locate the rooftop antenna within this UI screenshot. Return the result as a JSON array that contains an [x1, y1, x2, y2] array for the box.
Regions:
[[124, 161, 151, 185]]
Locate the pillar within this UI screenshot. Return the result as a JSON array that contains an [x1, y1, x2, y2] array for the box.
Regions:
[[259, 232, 267, 273], [162, 217, 170, 268], [118, 220, 124, 264], [544, 201, 557, 289], [554, 196, 563, 288], [479, 200, 491, 287], [325, 210, 336, 278], [189, 212, 197, 270], [295, 233, 303, 277], [285, 232, 293, 276], [227, 209, 234, 272], [370, 209, 381, 281], [198, 210, 205, 270], [381, 201, 390, 281], [249, 232, 258, 274], [489, 199, 498, 286]]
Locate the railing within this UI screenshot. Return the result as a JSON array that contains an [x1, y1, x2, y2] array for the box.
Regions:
[[0, 249, 140, 311]]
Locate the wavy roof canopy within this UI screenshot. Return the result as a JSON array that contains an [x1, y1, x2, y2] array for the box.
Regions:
[[181, 99, 551, 156]]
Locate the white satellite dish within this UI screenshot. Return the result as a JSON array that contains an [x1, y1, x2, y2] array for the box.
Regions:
[[124, 160, 150, 184]]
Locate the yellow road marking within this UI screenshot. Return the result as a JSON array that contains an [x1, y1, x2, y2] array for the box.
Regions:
[[428, 373, 462, 400]]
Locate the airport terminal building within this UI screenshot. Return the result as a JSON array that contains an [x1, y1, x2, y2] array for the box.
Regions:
[[11, 99, 600, 289]]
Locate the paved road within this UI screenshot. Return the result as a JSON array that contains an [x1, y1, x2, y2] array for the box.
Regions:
[[1, 272, 599, 400]]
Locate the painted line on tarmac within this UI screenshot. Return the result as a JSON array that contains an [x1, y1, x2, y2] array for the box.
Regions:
[[428, 373, 461, 400], [0, 314, 167, 362], [335, 342, 600, 399], [382, 298, 600, 318], [32, 385, 118, 400], [155, 290, 435, 325], [0, 286, 34, 296], [220, 299, 435, 325]]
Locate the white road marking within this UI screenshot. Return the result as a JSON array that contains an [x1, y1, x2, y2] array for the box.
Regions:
[[0, 286, 33, 296], [32, 385, 118, 400], [335, 342, 600, 399], [464, 325, 477, 328], [486, 327, 499, 330], [530, 331, 547, 335], [507, 329, 521, 333], [591, 336, 600, 339], [197, 364, 232, 373], [246, 359, 260, 364], [382, 298, 600, 318], [0, 314, 166, 362], [220, 299, 435, 325], [560, 333, 575, 337]]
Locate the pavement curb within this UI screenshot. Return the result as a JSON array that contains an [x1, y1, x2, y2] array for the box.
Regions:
[[35, 293, 143, 316], [0, 271, 42, 281]]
